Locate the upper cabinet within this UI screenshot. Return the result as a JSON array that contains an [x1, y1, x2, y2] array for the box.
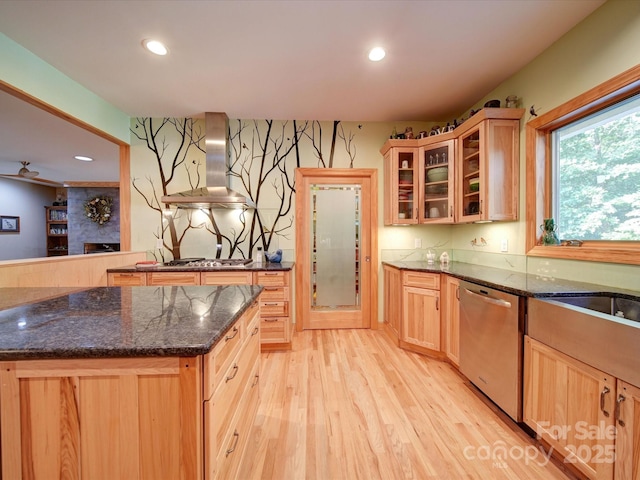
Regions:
[[421, 139, 455, 224], [383, 143, 420, 225], [381, 108, 524, 226], [455, 109, 524, 223]]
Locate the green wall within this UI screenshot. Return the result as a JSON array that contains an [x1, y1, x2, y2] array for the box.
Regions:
[[0, 32, 130, 143]]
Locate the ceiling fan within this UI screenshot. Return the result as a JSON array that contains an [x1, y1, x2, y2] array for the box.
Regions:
[[0, 161, 63, 186]]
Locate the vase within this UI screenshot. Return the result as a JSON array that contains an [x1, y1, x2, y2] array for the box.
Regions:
[[540, 218, 560, 246]]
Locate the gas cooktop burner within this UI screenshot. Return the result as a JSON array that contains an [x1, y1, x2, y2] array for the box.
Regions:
[[164, 258, 253, 268]]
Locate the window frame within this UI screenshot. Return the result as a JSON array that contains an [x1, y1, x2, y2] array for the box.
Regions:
[[526, 64, 640, 265]]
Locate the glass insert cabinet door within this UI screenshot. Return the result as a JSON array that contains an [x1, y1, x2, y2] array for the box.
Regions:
[[310, 184, 360, 310], [422, 139, 454, 223]]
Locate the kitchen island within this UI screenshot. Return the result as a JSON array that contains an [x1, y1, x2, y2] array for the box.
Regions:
[[0, 285, 262, 479]]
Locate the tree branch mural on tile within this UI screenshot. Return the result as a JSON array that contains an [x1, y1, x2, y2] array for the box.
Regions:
[[130, 117, 361, 260]]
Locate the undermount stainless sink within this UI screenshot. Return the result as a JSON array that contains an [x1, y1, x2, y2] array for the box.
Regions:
[[550, 295, 640, 322]]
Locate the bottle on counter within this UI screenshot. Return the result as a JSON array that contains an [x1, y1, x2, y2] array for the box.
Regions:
[[254, 246, 263, 265]]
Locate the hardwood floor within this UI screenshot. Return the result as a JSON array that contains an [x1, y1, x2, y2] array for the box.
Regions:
[[238, 329, 576, 480]]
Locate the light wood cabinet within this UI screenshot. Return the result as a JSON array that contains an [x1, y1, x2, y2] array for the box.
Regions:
[[45, 206, 68, 256], [107, 272, 147, 286], [383, 143, 420, 225], [420, 139, 455, 223], [615, 380, 640, 480], [201, 271, 252, 285], [204, 301, 260, 480], [147, 271, 201, 285], [443, 275, 460, 366], [383, 265, 402, 343], [254, 271, 291, 350], [401, 272, 441, 354], [524, 336, 616, 479], [456, 111, 523, 222], [382, 138, 455, 225], [382, 109, 523, 225], [0, 357, 202, 479]]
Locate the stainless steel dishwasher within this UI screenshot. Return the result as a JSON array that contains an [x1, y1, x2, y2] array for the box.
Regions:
[[459, 281, 524, 421]]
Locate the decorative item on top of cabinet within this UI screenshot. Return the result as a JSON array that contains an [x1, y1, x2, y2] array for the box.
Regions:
[[254, 270, 292, 351], [45, 206, 68, 256], [456, 108, 524, 223], [401, 271, 442, 356]]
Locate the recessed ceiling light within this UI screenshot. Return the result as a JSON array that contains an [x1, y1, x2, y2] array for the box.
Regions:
[[74, 155, 93, 162], [142, 39, 168, 56], [368, 47, 386, 62]]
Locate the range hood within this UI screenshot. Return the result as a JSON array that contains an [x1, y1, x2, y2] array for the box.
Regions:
[[161, 112, 255, 209]]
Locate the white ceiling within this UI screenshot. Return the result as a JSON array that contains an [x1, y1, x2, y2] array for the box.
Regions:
[[0, 0, 605, 184]]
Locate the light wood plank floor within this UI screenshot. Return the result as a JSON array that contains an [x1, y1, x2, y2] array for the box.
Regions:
[[238, 329, 577, 479]]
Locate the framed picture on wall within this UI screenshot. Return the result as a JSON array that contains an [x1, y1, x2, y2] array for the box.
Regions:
[[0, 216, 20, 233]]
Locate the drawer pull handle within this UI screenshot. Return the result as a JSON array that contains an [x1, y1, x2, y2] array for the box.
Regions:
[[225, 326, 239, 341], [252, 374, 260, 387], [600, 386, 610, 417], [264, 318, 279, 322], [264, 302, 280, 306], [226, 430, 240, 456], [264, 287, 279, 291], [615, 394, 626, 427], [226, 364, 239, 383], [264, 272, 279, 276], [251, 326, 259, 336]]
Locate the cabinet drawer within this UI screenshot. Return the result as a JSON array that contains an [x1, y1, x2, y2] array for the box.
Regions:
[[259, 286, 289, 302], [107, 272, 147, 286], [210, 320, 260, 459], [201, 271, 252, 285], [260, 317, 289, 344], [402, 271, 440, 290], [211, 358, 260, 480], [254, 271, 288, 287], [147, 271, 200, 285], [260, 301, 288, 317], [203, 301, 258, 399]]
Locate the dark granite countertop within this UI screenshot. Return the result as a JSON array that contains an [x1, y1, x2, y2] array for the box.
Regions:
[[107, 261, 295, 273], [383, 260, 640, 300], [0, 285, 262, 361]]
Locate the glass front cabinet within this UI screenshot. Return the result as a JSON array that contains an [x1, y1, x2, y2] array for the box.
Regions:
[[383, 143, 420, 225], [421, 139, 455, 224], [382, 108, 523, 226]]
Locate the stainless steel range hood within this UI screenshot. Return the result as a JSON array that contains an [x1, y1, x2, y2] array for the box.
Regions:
[[161, 112, 255, 209]]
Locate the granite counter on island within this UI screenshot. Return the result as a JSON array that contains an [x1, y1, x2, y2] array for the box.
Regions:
[[0, 285, 262, 479]]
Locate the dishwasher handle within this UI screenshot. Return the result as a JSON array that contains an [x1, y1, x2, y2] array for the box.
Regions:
[[463, 287, 512, 308]]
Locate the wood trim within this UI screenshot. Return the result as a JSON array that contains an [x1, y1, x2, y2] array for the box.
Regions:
[[525, 64, 640, 264], [63, 182, 120, 188], [0, 80, 132, 253], [14, 357, 180, 378], [0, 363, 21, 479], [0, 79, 127, 146]]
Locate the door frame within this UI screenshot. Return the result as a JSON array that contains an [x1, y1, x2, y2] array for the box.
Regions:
[[295, 168, 378, 331]]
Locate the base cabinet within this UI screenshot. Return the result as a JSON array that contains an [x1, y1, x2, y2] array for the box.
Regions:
[[0, 357, 203, 479], [524, 336, 640, 480], [204, 301, 260, 480], [401, 272, 440, 354], [443, 275, 460, 366], [253, 271, 291, 350], [383, 265, 402, 342]]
